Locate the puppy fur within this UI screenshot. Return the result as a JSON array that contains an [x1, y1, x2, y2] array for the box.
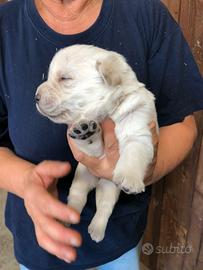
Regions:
[[35, 45, 158, 242]]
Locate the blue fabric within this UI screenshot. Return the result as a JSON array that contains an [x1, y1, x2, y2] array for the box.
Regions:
[[97, 247, 140, 270], [0, 0, 203, 269], [20, 246, 141, 270], [19, 265, 28, 270]]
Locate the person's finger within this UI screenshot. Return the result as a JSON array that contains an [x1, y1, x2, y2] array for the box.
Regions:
[[33, 187, 80, 224], [74, 151, 99, 169], [144, 122, 159, 186], [35, 161, 71, 179], [37, 215, 82, 247], [148, 121, 159, 144], [148, 120, 156, 130], [35, 227, 77, 263], [152, 127, 159, 146], [47, 178, 58, 197], [101, 118, 118, 151]]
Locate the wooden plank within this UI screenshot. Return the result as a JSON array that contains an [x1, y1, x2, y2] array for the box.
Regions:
[[182, 191, 203, 270], [179, 0, 203, 73], [181, 113, 203, 270], [141, 181, 165, 270], [179, 0, 197, 44], [157, 193, 188, 270], [196, 236, 203, 270], [161, 0, 181, 22], [196, 137, 203, 194]]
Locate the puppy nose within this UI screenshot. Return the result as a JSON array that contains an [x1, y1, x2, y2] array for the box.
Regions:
[[35, 93, 41, 103]]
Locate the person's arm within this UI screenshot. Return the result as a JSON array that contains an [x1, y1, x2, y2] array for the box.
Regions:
[[0, 147, 82, 263], [148, 114, 197, 184], [0, 147, 34, 197], [68, 115, 197, 185]]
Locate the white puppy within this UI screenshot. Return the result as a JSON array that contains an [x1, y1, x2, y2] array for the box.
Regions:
[[35, 45, 158, 242]]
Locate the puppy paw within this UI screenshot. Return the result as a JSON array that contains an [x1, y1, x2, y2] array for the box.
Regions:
[[88, 221, 105, 243], [121, 177, 145, 194], [68, 120, 100, 141], [113, 173, 145, 194]]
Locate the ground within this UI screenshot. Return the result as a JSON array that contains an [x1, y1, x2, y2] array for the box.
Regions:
[[0, 190, 18, 270]]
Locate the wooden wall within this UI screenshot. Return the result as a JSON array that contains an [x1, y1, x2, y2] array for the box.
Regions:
[[141, 1, 203, 269]]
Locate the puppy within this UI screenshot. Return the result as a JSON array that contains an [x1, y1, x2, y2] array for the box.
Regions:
[[35, 45, 158, 242]]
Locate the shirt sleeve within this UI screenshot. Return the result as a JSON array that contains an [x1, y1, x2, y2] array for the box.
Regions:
[[146, 1, 203, 127], [0, 97, 13, 149]]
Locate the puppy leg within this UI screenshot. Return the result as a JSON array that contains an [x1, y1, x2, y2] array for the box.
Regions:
[[113, 141, 154, 194], [67, 163, 98, 214], [67, 119, 104, 223], [88, 179, 120, 242]]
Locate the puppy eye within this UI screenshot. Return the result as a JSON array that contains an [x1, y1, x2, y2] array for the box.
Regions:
[[59, 76, 73, 82]]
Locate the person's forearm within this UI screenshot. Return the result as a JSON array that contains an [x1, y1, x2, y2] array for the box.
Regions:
[[0, 147, 35, 198], [151, 115, 197, 183]]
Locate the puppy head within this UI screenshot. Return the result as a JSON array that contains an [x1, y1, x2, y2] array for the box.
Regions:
[[35, 45, 137, 124]]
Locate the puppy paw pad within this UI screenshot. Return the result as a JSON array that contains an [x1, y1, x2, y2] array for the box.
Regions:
[[68, 120, 100, 140], [121, 181, 145, 194]]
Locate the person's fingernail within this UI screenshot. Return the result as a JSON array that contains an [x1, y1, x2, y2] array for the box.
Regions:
[[70, 214, 79, 224], [70, 237, 81, 247], [63, 253, 73, 263], [64, 257, 72, 263]]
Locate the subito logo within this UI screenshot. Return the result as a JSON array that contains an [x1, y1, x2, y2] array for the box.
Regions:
[[142, 242, 154, 255]]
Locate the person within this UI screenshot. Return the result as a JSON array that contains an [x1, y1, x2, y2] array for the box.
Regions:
[[0, 0, 202, 269]]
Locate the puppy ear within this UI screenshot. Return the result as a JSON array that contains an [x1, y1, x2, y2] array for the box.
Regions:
[[96, 53, 128, 87]]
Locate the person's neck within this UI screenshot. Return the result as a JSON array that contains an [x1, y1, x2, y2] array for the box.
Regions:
[[34, 0, 103, 34]]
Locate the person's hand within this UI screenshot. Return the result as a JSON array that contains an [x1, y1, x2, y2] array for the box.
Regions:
[[144, 122, 159, 185], [23, 161, 82, 263], [68, 119, 158, 185], [68, 118, 119, 180]]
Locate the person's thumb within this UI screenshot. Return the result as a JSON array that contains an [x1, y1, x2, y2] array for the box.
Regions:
[[35, 160, 71, 180], [101, 118, 119, 153]]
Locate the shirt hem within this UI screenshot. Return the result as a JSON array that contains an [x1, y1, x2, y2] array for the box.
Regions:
[[158, 104, 203, 127], [15, 241, 140, 270]]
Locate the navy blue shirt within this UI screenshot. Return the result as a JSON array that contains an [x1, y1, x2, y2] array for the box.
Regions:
[[0, 0, 203, 269]]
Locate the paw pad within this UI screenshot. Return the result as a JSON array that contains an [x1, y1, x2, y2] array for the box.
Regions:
[[68, 120, 100, 140]]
